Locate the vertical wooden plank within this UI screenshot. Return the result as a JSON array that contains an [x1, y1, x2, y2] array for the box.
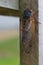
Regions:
[[20, 0, 38, 65]]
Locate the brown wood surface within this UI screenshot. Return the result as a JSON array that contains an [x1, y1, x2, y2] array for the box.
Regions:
[[0, 7, 20, 16]]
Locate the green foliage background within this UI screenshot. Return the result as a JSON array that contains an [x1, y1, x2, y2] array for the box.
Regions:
[[0, 36, 20, 65]]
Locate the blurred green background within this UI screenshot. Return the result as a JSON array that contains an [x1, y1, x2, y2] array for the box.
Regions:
[[0, 36, 20, 65], [0, 16, 20, 65]]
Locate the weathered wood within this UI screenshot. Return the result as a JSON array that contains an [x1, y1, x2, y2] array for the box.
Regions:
[[0, 7, 19, 16], [20, 0, 38, 65]]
